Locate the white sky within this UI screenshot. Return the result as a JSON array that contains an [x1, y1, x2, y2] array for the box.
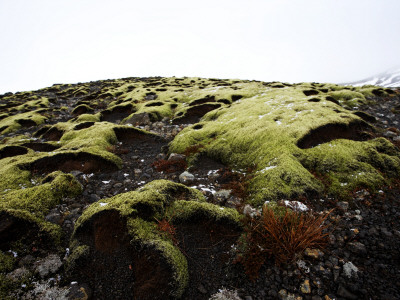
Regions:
[[1, 0, 399, 93]]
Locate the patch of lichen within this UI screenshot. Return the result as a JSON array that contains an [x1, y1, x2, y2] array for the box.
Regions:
[[169, 84, 400, 205], [0, 110, 47, 135], [71, 180, 240, 298]]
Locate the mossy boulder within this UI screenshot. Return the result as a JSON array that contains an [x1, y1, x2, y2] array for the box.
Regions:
[[67, 180, 241, 299]]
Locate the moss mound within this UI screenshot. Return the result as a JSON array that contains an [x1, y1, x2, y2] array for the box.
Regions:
[[68, 180, 241, 299], [169, 83, 400, 205]]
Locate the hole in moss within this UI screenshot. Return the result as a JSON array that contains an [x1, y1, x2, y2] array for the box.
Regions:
[[72, 105, 93, 116], [145, 102, 163, 107], [325, 96, 340, 105], [192, 124, 203, 130], [27, 152, 118, 175], [22, 142, 59, 152], [303, 90, 319, 96], [34, 126, 51, 137], [74, 122, 95, 130], [100, 104, 135, 123], [353, 112, 377, 123], [0, 125, 8, 133], [386, 89, 395, 95], [217, 99, 231, 105], [319, 88, 329, 93], [231, 95, 243, 101], [172, 103, 221, 124], [308, 98, 321, 102], [155, 88, 167, 92], [297, 120, 373, 149], [0, 212, 50, 251], [17, 119, 37, 128], [170, 103, 178, 109], [144, 92, 158, 100], [372, 89, 385, 97], [114, 127, 163, 143], [41, 127, 64, 141], [188, 96, 216, 106], [0, 146, 28, 159]]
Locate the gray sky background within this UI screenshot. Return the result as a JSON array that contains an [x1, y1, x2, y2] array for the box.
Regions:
[[1, 0, 399, 93]]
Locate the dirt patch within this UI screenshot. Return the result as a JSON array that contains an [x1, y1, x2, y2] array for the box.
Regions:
[[172, 103, 221, 124], [297, 120, 373, 149], [73, 122, 95, 130], [17, 119, 37, 128], [39, 127, 64, 141], [114, 127, 163, 143], [0, 211, 52, 252], [303, 90, 319, 96], [176, 219, 242, 300], [22, 142, 59, 152], [0, 146, 28, 159], [71, 105, 93, 116], [353, 111, 377, 123], [191, 154, 226, 173], [189, 96, 216, 106], [100, 104, 135, 123], [27, 152, 118, 175], [71, 211, 174, 299]]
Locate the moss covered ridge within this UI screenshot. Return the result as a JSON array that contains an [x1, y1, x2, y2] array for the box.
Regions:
[[169, 83, 400, 205], [69, 180, 241, 298]]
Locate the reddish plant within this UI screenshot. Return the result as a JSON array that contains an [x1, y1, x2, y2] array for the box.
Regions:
[[151, 159, 187, 173], [155, 217, 178, 246], [183, 144, 205, 156], [235, 206, 332, 280], [218, 166, 255, 200]]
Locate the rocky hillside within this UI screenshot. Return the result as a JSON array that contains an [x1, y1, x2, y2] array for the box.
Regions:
[[0, 77, 400, 299]]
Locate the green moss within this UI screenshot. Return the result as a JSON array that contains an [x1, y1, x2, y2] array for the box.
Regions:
[[0, 171, 82, 215], [328, 90, 366, 107], [75, 113, 101, 122], [71, 104, 94, 115], [0, 110, 47, 135], [0, 171, 81, 241], [13, 97, 49, 111], [169, 85, 400, 205], [0, 251, 15, 273], [169, 200, 241, 225], [126, 218, 188, 298]]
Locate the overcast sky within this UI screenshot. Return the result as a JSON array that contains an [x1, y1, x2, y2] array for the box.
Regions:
[[1, 0, 399, 94]]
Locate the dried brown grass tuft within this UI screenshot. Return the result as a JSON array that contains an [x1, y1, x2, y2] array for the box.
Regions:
[[235, 206, 332, 280]]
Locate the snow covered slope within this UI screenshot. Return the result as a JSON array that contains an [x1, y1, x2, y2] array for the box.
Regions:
[[344, 68, 400, 87]]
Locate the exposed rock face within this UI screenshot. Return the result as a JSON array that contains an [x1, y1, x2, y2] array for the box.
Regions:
[[0, 77, 400, 299]]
